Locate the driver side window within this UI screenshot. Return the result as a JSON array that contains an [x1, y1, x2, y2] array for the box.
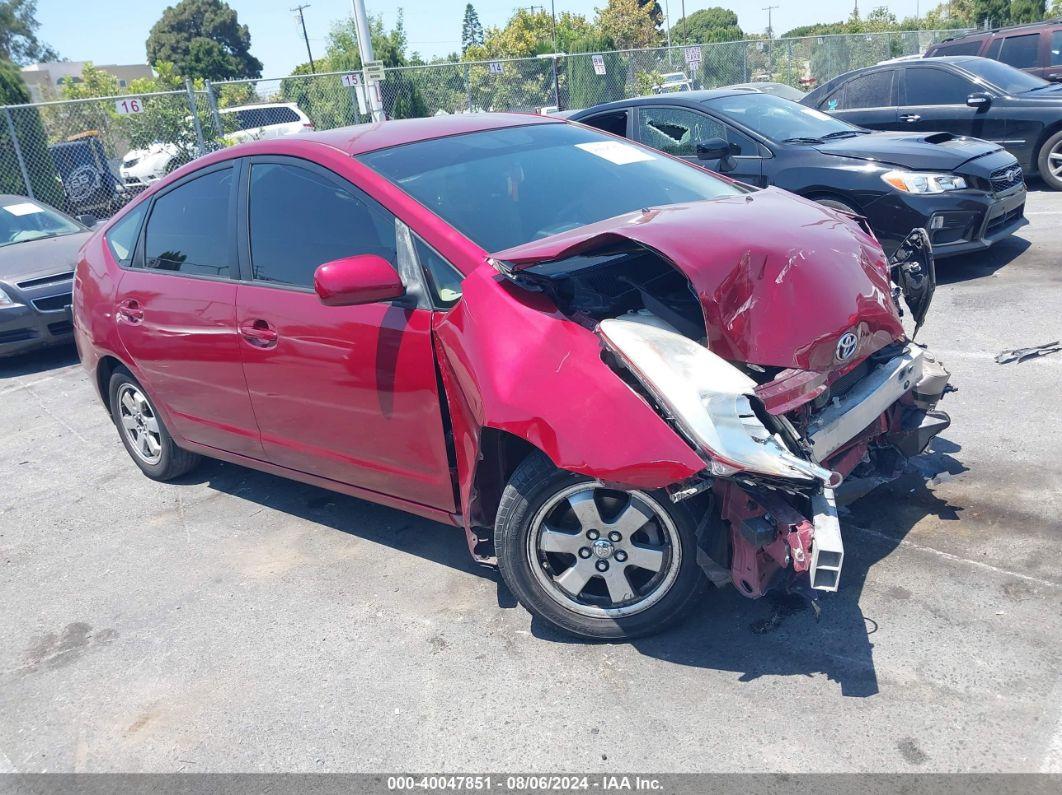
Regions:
[[636, 107, 755, 156], [904, 67, 974, 106]]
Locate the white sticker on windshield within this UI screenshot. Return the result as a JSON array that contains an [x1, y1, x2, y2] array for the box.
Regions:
[[2, 202, 43, 216], [576, 141, 655, 165]]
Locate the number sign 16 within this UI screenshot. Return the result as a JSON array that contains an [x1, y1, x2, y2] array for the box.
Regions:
[[115, 98, 144, 115]]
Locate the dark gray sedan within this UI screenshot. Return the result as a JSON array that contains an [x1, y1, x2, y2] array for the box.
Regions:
[[0, 195, 93, 358]]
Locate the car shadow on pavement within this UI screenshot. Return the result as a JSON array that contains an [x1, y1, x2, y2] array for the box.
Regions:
[[0, 344, 79, 379], [935, 235, 1029, 285], [178, 458, 494, 580], [528, 441, 967, 699]]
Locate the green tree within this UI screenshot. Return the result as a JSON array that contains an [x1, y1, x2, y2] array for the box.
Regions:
[[1010, 0, 1046, 23], [146, 0, 262, 80], [0, 59, 63, 204], [971, 0, 1012, 26], [461, 4, 484, 54], [597, 0, 661, 50], [672, 8, 744, 44], [0, 0, 56, 65]]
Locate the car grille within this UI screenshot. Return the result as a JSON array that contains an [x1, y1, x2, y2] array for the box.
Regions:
[[986, 205, 1024, 236], [990, 166, 1024, 193], [0, 328, 36, 344], [32, 292, 72, 312], [17, 271, 72, 289], [47, 320, 73, 336]]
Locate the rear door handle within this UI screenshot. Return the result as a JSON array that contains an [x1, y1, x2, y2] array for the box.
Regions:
[[899, 114, 921, 123], [116, 299, 143, 324], [239, 318, 278, 348]]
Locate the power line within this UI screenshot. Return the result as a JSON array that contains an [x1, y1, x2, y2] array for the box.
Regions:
[[291, 4, 316, 73]]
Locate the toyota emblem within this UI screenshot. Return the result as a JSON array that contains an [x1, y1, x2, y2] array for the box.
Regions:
[[835, 332, 858, 362]]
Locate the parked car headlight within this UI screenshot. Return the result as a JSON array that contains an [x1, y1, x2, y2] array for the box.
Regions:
[[598, 317, 839, 485], [0, 286, 22, 308], [882, 170, 967, 194]]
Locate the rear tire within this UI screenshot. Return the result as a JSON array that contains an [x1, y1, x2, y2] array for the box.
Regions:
[[108, 367, 200, 481], [495, 453, 707, 640], [1036, 129, 1062, 190]]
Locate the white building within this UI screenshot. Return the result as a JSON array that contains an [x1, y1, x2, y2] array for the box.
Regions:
[[19, 61, 155, 102]]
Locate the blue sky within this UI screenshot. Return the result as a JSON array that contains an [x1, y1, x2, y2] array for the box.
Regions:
[[36, 0, 927, 78]]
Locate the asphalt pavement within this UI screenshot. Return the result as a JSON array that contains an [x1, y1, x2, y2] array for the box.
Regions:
[[1, 189, 1060, 774]]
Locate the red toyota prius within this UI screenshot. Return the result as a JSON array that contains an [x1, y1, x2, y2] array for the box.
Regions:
[[74, 114, 952, 639]]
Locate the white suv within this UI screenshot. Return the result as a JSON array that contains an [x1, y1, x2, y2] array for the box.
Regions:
[[120, 103, 314, 187]]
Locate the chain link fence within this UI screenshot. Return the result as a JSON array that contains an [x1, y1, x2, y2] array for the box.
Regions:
[[1, 29, 965, 220]]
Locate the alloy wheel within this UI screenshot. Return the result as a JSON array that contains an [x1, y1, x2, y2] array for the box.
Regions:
[[526, 483, 681, 618], [1050, 141, 1062, 179], [117, 383, 162, 465]]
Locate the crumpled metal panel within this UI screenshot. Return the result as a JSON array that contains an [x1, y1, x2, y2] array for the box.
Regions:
[[491, 188, 904, 371]]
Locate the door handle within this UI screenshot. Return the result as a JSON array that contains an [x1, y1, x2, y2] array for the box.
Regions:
[[900, 114, 921, 123], [116, 299, 143, 324], [239, 318, 278, 348]]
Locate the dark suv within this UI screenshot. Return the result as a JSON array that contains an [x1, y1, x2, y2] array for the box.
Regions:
[[926, 20, 1062, 81]]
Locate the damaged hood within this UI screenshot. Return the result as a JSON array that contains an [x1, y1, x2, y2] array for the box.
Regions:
[[491, 188, 903, 371], [813, 131, 1001, 171]]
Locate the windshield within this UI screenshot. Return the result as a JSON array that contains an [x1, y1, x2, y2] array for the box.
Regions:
[[706, 92, 856, 142], [0, 200, 81, 247], [957, 58, 1051, 94], [359, 123, 742, 252]]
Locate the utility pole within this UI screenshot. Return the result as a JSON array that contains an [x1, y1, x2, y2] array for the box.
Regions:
[[681, 0, 687, 45], [291, 4, 316, 73], [763, 5, 778, 40], [350, 0, 385, 122]]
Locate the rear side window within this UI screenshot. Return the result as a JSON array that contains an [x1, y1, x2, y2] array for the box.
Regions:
[[999, 34, 1041, 69], [143, 168, 233, 277], [932, 41, 983, 57], [248, 162, 397, 288], [231, 106, 300, 130], [105, 202, 147, 265], [1053, 31, 1062, 65], [839, 71, 894, 109], [580, 110, 628, 137], [904, 68, 973, 105]]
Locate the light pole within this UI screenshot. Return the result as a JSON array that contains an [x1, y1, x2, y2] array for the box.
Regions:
[[350, 0, 385, 121]]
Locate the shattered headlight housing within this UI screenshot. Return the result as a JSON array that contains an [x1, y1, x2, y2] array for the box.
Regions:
[[598, 317, 839, 485], [882, 170, 967, 194]]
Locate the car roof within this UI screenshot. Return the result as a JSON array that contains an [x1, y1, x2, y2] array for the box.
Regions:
[[570, 89, 759, 117], [220, 102, 302, 113], [934, 18, 1062, 42], [291, 112, 559, 156]]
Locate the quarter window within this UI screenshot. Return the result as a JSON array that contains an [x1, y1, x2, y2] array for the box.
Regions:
[[999, 34, 1041, 69], [248, 162, 398, 289], [105, 202, 147, 265], [839, 71, 894, 109], [904, 68, 973, 106], [933, 41, 983, 56], [143, 168, 233, 277], [636, 106, 755, 156], [414, 237, 463, 307], [1050, 31, 1062, 66]]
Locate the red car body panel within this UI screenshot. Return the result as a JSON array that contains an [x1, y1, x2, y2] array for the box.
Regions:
[[431, 268, 707, 550], [234, 284, 456, 510], [491, 189, 904, 371]]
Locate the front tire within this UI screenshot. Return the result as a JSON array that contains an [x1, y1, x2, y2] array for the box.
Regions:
[[1037, 129, 1062, 190], [495, 454, 706, 640], [108, 367, 200, 481]]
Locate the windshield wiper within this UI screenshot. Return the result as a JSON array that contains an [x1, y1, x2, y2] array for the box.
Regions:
[[821, 130, 870, 139], [781, 136, 824, 145]]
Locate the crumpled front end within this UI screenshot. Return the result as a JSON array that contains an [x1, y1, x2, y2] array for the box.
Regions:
[[491, 198, 953, 601]]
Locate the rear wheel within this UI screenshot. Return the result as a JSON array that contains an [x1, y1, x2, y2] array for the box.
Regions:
[[108, 368, 200, 481], [495, 454, 706, 640], [1036, 129, 1062, 190]]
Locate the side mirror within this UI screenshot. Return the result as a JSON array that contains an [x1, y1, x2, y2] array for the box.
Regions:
[[313, 254, 404, 307], [696, 137, 732, 160], [76, 213, 97, 228], [966, 92, 992, 110]]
